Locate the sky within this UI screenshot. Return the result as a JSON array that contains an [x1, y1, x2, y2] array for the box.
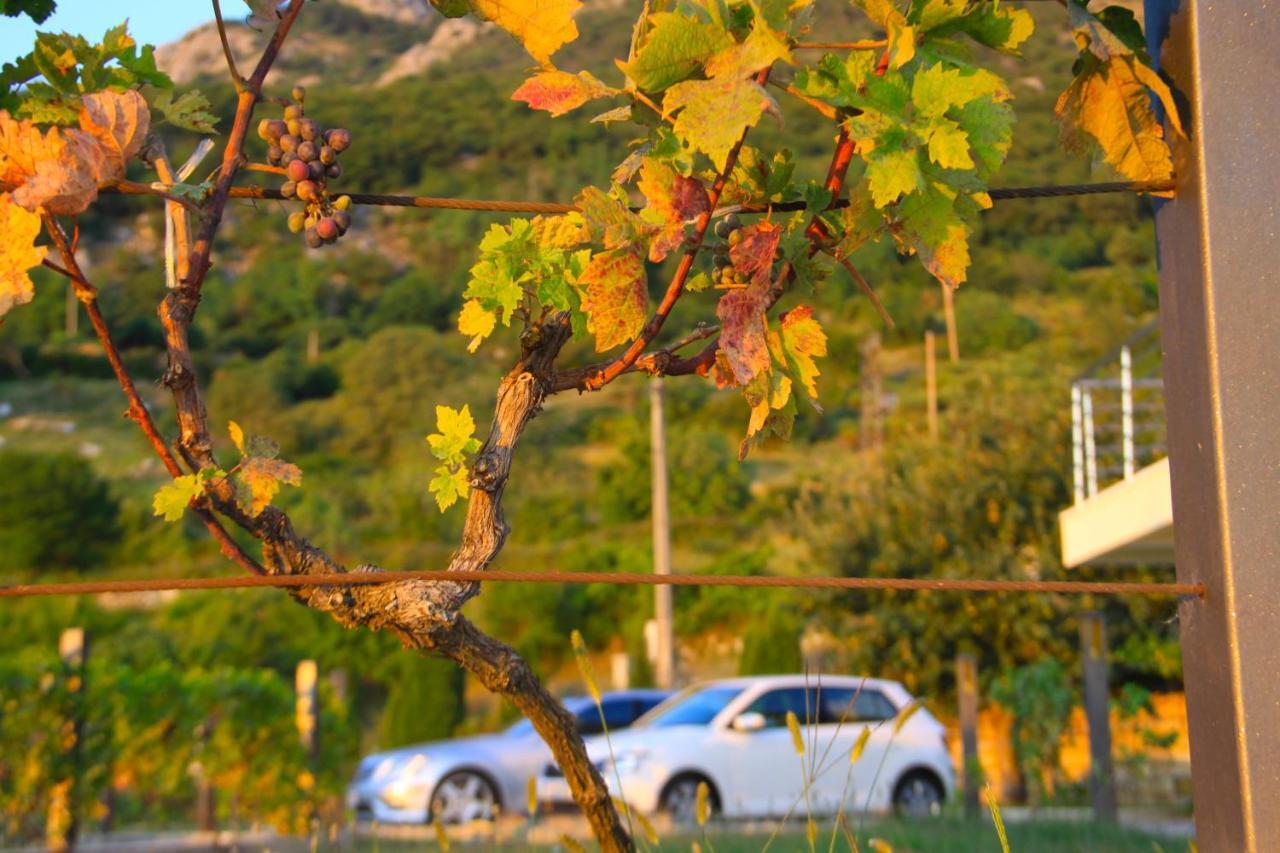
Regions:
[[1, 1, 254, 64]]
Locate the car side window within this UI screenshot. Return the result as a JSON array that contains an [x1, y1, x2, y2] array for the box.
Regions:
[[816, 687, 898, 724], [602, 698, 638, 729], [633, 696, 663, 720], [575, 707, 605, 736], [745, 687, 811, 728]]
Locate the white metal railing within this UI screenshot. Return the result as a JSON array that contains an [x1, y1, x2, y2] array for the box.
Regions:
[[1071, 323, 1166, 503]]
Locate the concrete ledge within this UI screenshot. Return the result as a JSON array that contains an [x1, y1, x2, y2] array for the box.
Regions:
[[1060, 458, 1174, 568]]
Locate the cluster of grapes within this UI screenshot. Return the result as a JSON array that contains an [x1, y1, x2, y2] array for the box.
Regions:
[[257, 86, 353, 248], [710, 213, 745, 285]]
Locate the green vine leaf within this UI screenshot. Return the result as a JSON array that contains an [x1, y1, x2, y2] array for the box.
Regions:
[[426, 405, 482, 512], [617, 12, 733, 93], [226, 421, 302, 518], [153, 467, 224, 522]]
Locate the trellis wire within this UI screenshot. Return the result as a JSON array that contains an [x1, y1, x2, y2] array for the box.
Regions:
[[106, 179, 1176, 215], [0, 570, 1203, 600]]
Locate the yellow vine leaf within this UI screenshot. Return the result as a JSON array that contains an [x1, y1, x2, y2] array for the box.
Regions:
[[0, 193, 46, 318], [470, 0, 581, 65], [636, 157, 709, 262], [0, 110, 109, 215], [458, 298, 497, 352], [1055, 55, 1178, 190], [78, 90, 150, 177]]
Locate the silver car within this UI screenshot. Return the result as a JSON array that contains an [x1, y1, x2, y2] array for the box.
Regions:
[[349, 689, 670, 824]]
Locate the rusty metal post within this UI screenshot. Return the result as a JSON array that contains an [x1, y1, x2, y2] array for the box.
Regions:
[[1080, 613, 1117, 822], [1145, 2, 1280, 849], [956, 653, 980, 818]]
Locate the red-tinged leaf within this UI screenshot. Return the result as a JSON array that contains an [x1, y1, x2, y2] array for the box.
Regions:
[[729, 220, 782, 285], [716, 282, 771, 385], [637, 157, 710, 262], [234, 456, 302, 518], [512, 69, 611, 117], [579, 248, 647, 351]]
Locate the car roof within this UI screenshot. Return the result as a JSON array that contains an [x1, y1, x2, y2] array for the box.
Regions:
[[692, 674, 906, 693], [560, 689, 672, 710]]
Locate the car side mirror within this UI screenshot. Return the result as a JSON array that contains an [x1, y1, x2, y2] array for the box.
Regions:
[[731, 711, 766, 733]]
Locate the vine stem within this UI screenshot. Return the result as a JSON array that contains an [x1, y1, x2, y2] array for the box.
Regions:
[[38, 217, 265, 576]]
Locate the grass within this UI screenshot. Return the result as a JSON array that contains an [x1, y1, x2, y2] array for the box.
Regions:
[[351, 817, 1190, 851]]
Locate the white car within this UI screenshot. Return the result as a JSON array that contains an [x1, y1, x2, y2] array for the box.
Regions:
[[348, 689, 670, 824], [538, 675, 953, 820]]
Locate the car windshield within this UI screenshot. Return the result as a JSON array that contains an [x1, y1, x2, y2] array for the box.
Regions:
[[634, 684, 744, 728]]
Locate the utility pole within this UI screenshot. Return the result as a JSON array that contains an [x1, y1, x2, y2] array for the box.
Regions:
[[925, 330, 939, 440], [859, 333, 884, 450], [956, 653, 981, 819], [941, 284, 959, 363], [1080, 612, 1117, 822], [649, 378, 675, 689]]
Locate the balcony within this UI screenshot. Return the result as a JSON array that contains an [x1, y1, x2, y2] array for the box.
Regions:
[[1059, 323, 1175, 568]]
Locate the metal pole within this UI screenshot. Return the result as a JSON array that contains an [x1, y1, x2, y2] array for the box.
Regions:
[[1071, 383, 1085, 504], [1146, 2, 1280, 848], [1120, 346, 1135, 479], [649, 379, 675, 690], [924, 331, 938, 439], [1080, 612, 1117, 822], [1082, 388, 1097, 497], [956, 653, 981, 819]]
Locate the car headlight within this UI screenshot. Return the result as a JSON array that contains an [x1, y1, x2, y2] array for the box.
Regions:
[[604, 749, 648, 775], [380, 779, 432, 811]]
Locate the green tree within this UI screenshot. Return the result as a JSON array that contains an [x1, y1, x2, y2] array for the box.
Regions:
[[0, 451, 120, 571], [379, 655, 466, 749]]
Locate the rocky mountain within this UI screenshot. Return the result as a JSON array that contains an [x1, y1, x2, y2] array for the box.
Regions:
[[156, 0, 437, 87]]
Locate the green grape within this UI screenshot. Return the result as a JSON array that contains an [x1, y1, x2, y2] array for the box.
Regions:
[[714, 220, 732, 239], [728, 229, 743, 248], [333, 195, 351, 211], [287, 211, 307, 233], [724, 212, 741, 230], [286, 119, 301, 137], [284, 104, 302, 121], [291, 85, 306, 103]]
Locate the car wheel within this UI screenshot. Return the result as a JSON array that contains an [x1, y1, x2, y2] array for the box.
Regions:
[[893, 770, 944, 818], [429, 770, 499, 824], [660, 774, 717, 825]]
